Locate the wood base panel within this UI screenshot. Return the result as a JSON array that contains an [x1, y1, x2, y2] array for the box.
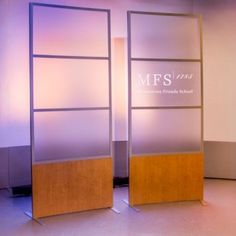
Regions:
[[129, 153, 204, 206], [32, 158, 113, 218]]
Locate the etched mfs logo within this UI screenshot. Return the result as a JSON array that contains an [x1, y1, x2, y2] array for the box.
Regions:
[[137, 73, 193, 87]]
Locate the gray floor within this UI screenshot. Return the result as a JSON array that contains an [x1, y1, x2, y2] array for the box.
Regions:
[[1, 179, 236, 236]]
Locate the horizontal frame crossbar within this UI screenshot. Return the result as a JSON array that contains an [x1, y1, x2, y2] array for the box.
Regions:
[[33, 54, 109, 60], [33, 155, 111, 165], [131, 58, 201, 62], [30, 2, 110, 13], [130, 151, 203, 157], [128, 10, 200, 18], [132, 106, 202, 110], [34, 107, 110, 112]]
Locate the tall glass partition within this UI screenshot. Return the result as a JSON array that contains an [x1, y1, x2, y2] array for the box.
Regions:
[[30, 3, 111, 163], [128, 11, 203, 205], [29, 3, 112, 218], [128, 11, 203, 157]]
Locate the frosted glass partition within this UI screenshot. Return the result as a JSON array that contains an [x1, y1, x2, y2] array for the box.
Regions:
[[30, 4, 111, 163], [128, 11, 203, 156], [132, 61, 201, 107], [34, 111, 109, 162], [34, 58, 109, 108], [132, 109, 201, 155], [33, 6, 108, 56], [130, 14, 200, 59]]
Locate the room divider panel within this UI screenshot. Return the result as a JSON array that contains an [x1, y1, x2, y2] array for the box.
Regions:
[[29, 3, 112, 218], [128, 11, 204, 205]]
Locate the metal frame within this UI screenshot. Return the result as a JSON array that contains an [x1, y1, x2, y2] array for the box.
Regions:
[[29, 2, 112, 163], [34, 54, 109, 60], [132, 58, 201, 62], [127, 11, 204, 156]]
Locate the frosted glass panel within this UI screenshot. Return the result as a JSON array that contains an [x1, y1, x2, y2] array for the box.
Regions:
[[33, 6, 108, 56], [34, 58, 109, 108], [132, 109, 201, 154], [131, 14, 200, 59], [34, 110, 109, 162], [132, 61, 201, 107]]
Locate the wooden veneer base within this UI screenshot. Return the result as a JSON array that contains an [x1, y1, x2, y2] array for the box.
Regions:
[[32, 157, 113, 218], [129, 153, 203, 206]]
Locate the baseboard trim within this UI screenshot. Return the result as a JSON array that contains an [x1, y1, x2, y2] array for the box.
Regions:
[[205, 177, 236, 181], [113, 177, 129, 187], [9, 185, 32, 197], [204, 141, 236, 179]]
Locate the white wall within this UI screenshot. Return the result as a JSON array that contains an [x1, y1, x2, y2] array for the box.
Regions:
[[0, 0, 194, 147], [0, 1, 30, 147], [194, 0, 236, 179], [194, 0, 236, 142]]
